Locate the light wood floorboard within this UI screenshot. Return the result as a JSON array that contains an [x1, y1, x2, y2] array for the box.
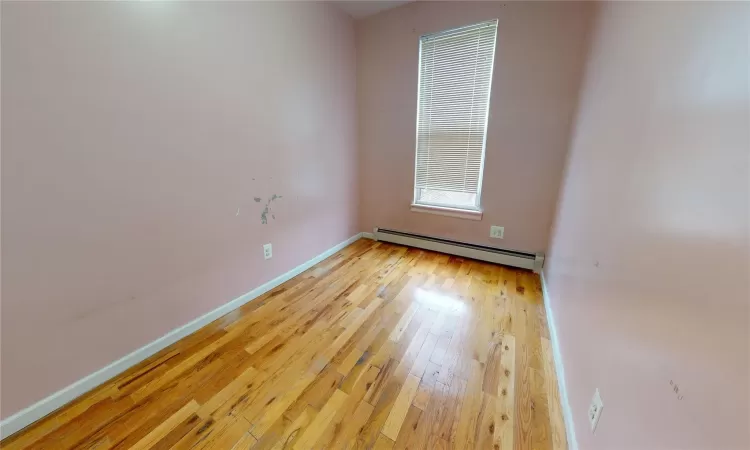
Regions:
[[1, 239, 566, 450]]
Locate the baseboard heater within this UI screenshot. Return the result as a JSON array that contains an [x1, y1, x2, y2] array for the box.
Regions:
[[372, 227, 544, 273]]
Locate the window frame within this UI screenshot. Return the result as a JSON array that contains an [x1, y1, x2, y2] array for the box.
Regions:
[[411, 20, 498, 215]]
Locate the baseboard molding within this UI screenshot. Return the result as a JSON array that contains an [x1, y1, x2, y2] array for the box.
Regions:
[[361, 231, 375, 240], [541, 273, 578, 450], [0, 232, 364, 440]]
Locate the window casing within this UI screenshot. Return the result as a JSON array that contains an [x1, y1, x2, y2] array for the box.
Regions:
[[413, 20, 498, 212]]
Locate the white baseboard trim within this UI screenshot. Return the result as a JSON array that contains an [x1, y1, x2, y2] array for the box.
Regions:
[[361, 231, 375, 240], [0, 233, 364, 440], [541, 273, 578, 450]]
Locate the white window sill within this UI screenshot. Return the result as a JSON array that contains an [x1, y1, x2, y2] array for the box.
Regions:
[[410, 203, 483, 221]]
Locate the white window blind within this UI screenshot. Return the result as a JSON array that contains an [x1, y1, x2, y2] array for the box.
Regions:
[[413, 20, 498, 211]]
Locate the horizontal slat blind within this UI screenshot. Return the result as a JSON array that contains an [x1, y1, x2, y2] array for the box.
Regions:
[[414, 20, 497, 203]]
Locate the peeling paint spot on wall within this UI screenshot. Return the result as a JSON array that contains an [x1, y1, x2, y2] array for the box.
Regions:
[[260, 194, 283, 224]]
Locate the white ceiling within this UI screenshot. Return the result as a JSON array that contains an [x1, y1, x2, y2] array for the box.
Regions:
[[333, 1, 413, 19]]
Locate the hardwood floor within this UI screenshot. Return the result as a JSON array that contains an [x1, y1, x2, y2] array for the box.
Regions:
[[1, 239, 567, 450]]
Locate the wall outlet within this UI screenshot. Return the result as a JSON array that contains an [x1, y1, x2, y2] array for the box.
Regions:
[[588, 388, 603, 433], [263, 243, 272, 260], [490, 226, 504, 239]]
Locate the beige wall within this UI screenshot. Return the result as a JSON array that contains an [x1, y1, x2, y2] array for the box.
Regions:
[[356, 1, 593, 253], [1, 1, 357, 418], [545, 2, 750, 448]]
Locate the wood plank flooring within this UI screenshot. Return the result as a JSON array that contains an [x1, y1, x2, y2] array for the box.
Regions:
[[1, 239, 567, 450]]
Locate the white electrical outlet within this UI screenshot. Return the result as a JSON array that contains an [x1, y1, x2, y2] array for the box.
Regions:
[[588, 388, 603, 432], [490, 226, 504, 239], [263, 243, 272, 260]]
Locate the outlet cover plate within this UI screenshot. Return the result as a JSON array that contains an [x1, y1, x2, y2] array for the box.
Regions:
[[588, 388, 603, 433], [490, 226, 504, 239], [263, 243, 272, 260]]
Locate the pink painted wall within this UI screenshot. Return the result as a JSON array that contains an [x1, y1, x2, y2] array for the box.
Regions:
[[545, 2, 750, 449], [0, 1, 357, 418], [356, 1, 593, 253]]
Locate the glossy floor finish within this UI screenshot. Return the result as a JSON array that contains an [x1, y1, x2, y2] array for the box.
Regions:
[[1, 239, 567, 450]]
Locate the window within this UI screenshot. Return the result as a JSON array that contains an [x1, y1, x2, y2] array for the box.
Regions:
[[413, 20, 498, 213]]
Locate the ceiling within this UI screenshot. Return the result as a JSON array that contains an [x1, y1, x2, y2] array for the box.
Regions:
[[333, 1, 413, 19]]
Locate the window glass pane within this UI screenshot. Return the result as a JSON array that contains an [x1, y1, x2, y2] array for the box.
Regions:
[[416, 188, 477, 209], [413, 20, 497, 211]]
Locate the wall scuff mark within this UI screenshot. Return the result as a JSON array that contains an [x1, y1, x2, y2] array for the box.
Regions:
[[260, 194, 283, 224]]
